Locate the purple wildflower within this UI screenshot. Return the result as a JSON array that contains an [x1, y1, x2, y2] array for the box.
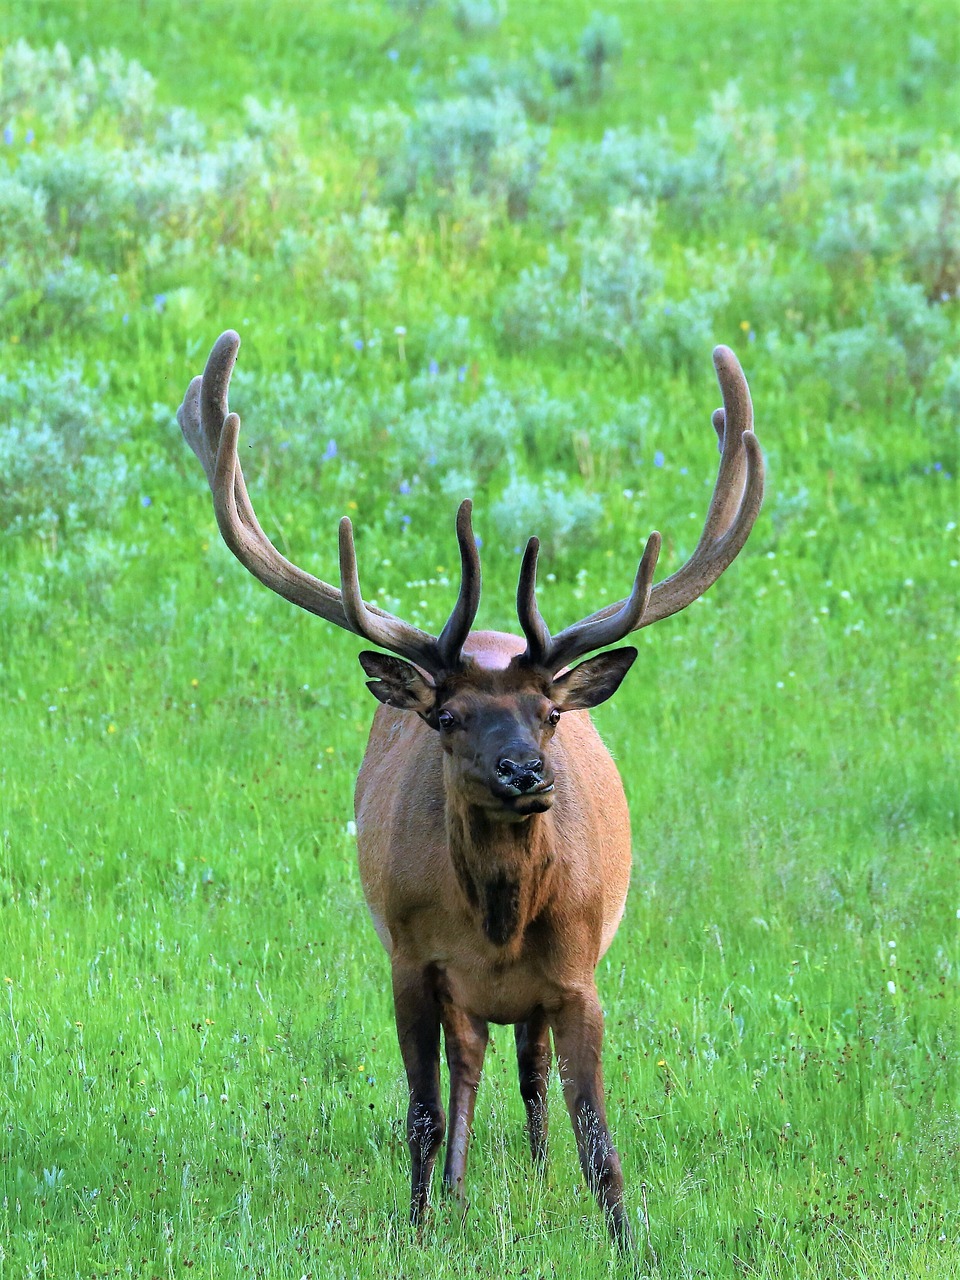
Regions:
[[457, 365, 467, 382], [399, 479, 411, 495], [401, 514, 411, 527], [25, 129, 34, 145], [353, 338, 364, 351], [653, 450, 665, 468], [3, 126, 13, 146], [154, 293, 167, 314], [141, 496, 153, 507], [322, 439, 338, 461], [428, 359, 439, 376]]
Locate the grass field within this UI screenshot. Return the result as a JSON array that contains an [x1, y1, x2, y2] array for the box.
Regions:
[[1, 1, 958, 1276]]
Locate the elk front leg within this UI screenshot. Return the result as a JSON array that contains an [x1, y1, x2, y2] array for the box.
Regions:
[[440, 1005, 488, 1200], [515, 1007, 551, 1164], [392, 961, 445, 1228], [551, 988, 633, 1251]]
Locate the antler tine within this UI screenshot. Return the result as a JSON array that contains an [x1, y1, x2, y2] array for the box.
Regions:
[[697, 345, 754, 547], [436, 500, 482, 668], [179, 330, 476, 676], [539, 532, 661, 672], [516, 537, 552, 665], [338, 517, 441, 669]]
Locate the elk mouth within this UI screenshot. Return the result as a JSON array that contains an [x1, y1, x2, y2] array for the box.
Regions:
[[491, 777, 556, 814]]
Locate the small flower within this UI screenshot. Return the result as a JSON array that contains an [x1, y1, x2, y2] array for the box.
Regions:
[[457, 365, 467, 382], [154, 293, 167, 314], [886, 980, 896, 995], [653, 450, 665, 468], [107, 723, 117, 734], [398, 479, 411, 495], [740, 320, 751, 332], [191, 678, 199, 688], [428, 358, 439, 376], [353, 338, 364, 351], [474, 534, 482, 548], [141, 495, 152, 507], [122, 313, 130, 325], [387, 48, 399, 61], [322, 439, 338, 461], [401, 514, 411, 527], [3, 126, 13, 146], [25, 128, 34, 145]]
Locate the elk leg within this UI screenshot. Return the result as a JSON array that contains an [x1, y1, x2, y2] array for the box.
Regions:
[[515, 1008, 551, 1164], [551, 989, 633, 1251], [392, 962, 445, 1227], [440, 1006, 488, 1199]]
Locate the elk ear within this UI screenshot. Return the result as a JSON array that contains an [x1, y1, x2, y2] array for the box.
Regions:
[[358, 651, 436, 712], [552, 647, 637, 711]]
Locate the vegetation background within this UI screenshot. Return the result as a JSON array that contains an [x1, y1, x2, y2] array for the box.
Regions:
[[0, 0, 957, 1276]]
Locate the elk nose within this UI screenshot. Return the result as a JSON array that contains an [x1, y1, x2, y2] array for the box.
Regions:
[[496, 756, 544, 793]]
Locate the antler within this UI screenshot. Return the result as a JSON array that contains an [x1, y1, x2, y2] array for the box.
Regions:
[[517, 344, 764, 674], [177, 330, 480, 678]]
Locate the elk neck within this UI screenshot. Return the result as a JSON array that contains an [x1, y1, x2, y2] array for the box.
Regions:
[[443, 772, 557, 953]]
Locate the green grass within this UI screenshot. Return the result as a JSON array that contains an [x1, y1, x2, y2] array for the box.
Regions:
[[1, 1, 958, 1276]]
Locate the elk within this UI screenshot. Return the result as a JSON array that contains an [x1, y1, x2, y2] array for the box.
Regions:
[[178, 331, 764, 1249]]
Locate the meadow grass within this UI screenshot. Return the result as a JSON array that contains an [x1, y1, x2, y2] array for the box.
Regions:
[[1, 1, 958, 1276]]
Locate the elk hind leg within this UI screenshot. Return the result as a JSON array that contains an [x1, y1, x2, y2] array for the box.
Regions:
[[515, 1007, 551, 1164]]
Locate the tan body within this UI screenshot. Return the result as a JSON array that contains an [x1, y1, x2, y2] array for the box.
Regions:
[[356, 631, 631, 1023], [178, 331, 764, 1251]]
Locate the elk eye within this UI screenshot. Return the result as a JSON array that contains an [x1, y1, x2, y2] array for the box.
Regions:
[[547, 708, 561, 726], [437, 710, 457, 730]]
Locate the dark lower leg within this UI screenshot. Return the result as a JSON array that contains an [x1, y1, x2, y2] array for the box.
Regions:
[[392, 962, 445, 1227], [515, 1008, 551, 1164]]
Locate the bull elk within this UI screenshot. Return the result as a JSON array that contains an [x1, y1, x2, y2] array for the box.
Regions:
[[178, 331, 764, 1249]]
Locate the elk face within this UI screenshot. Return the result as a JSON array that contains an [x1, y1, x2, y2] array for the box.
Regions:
[[359, 648, 638, 819]]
